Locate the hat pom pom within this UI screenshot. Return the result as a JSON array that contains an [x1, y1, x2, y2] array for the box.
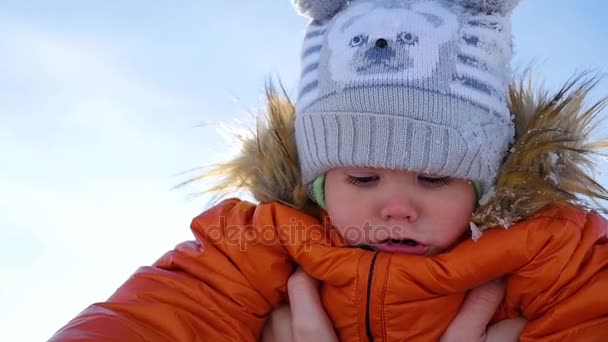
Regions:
[[458, 0, 522, 15], [292, 0, 348, 21]]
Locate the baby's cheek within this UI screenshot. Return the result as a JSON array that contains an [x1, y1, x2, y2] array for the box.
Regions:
[[441, 221, 470, 247], [433, 206, 470, 244], [342, 227, 369, 246], [331, 219, 367, 246], [327, 199, 372, 245]]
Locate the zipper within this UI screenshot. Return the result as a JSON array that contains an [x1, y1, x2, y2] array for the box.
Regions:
[[365, 252, 379, 342]]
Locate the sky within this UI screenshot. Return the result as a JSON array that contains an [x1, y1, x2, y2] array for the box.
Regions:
[[1, 1, 607, 340]]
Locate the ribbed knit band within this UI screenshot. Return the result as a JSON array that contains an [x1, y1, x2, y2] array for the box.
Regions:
[[296, 86, 512, 189]]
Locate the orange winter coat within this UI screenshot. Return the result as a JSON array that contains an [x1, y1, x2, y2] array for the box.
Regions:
[[51, 80, 608, 341], [51, 200, 608, 341]]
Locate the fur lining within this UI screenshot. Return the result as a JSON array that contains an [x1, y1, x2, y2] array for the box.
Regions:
[[473, 74, 608, 228], [188, 74, 608, 227]]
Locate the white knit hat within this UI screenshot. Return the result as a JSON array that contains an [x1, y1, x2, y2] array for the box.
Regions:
[[293, 0, 519, 194]]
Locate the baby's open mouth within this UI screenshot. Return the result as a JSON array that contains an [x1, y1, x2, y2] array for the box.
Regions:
[[384, 238, 419, 246], [363, 238, 429, 255]]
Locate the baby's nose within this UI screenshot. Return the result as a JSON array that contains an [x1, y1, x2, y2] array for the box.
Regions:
[[380, 196, 418, 222]]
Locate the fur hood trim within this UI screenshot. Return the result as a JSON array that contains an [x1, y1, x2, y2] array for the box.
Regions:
[[190, 75, 608, 227], [473, 74, 608, 228]]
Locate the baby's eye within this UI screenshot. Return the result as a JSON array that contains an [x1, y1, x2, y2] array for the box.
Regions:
[[397, 32, 418, 45], [347, 174, 380, 186], [349, 34, 368, 47], [418, 175, 451, 187]]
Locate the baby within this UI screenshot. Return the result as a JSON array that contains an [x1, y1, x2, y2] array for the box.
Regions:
[[51, 0, 608, 341]]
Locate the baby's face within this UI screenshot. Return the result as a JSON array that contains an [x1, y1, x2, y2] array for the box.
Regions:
[[325, 168, 475, 256]]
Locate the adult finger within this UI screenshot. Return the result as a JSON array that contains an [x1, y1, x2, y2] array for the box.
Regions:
[[441, 278, 506, 342], [288, 269, 338, 342], [261, 305, 293, 342], [486, 317, 527, 342], [459, 278, 506, 328]]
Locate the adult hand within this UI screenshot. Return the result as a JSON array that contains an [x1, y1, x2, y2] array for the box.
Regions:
[[262, 273, 525, 342], [440, 279, 526, 342], [262, 269, 338, 342]]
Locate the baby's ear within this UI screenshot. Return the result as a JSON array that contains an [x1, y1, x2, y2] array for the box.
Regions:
[[292, 0, 348, 21], [456, 0, 522, 15]]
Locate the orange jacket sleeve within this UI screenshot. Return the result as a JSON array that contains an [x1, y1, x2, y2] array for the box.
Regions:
[[49, 199, 295, 342]]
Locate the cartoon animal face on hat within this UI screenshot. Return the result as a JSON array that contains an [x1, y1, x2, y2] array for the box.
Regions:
[[328, 1, 459, 83]]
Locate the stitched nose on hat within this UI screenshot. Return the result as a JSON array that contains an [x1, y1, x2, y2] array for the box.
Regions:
[[375, 38, 388, 48]]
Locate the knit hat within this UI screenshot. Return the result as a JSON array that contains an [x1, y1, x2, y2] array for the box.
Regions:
[[292, 0, 518, 195]]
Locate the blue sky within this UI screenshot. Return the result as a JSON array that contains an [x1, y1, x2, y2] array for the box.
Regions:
[[1, 1, 607, 340]]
